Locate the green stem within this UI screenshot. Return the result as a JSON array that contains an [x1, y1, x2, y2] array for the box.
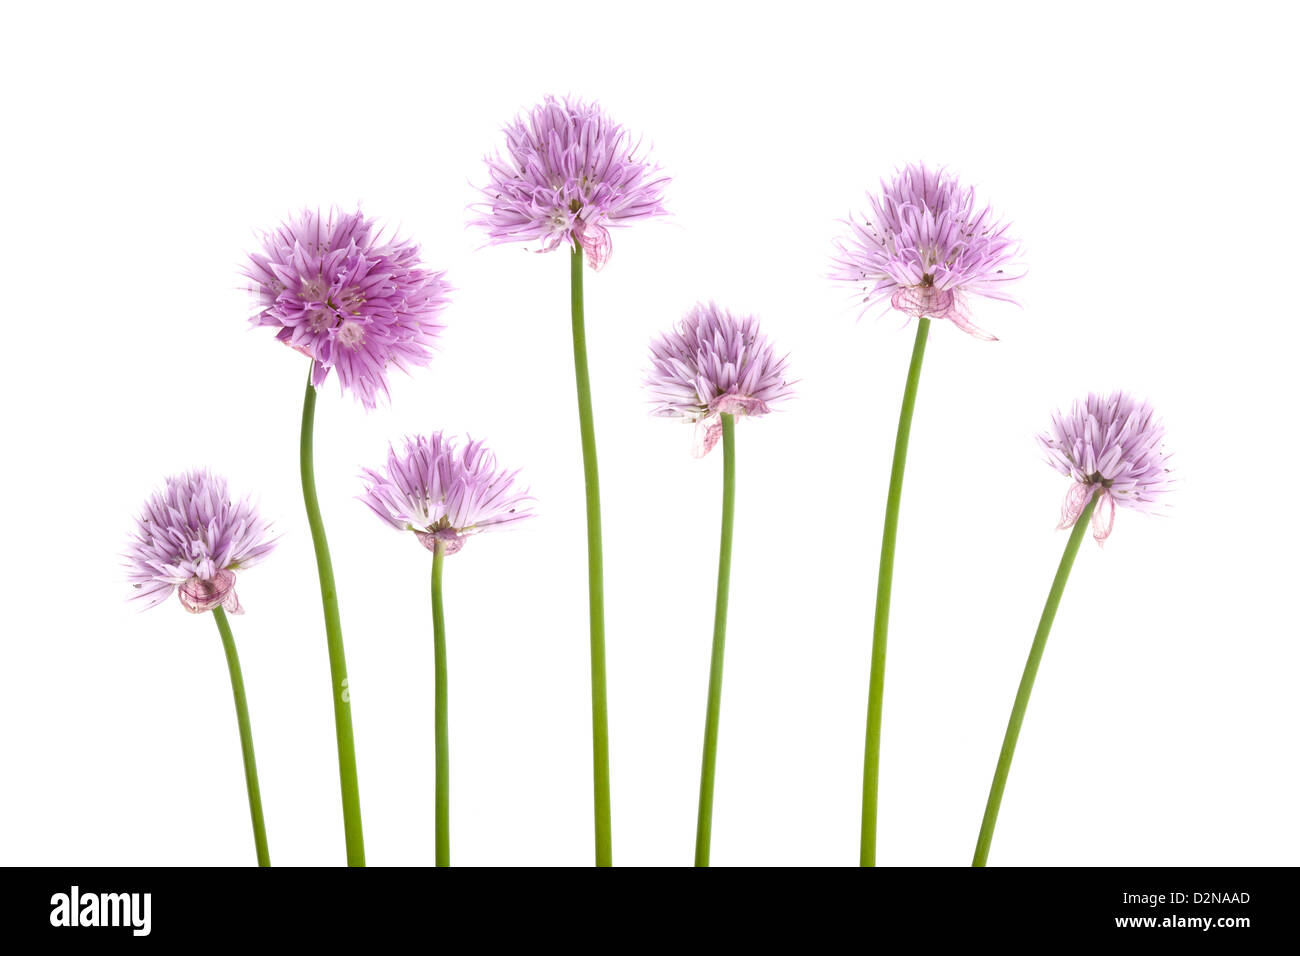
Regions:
[[861, 316, 931, 866], [211, 606, 270, 867], [695, 412, 736, 867], [972, 493, 1098, 867], [300, 366, 365, 866], [570, 244, 612, 867], [431, 540, 449, 867]]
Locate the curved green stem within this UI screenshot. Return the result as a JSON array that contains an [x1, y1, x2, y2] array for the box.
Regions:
[[431, 541, 450, 867], [300, 366, 365, 866], [862, 316, 930, 866], [972, 493, 1098, 867], [695, 412, 736, 867], [212, 606, 270, 867], [570, 244, 612, 867]]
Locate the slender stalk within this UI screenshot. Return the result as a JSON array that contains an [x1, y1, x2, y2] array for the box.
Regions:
[[211, 606, 270, 867], [972, 493, 1098, 867], [861, 316, 931, 866], [695, 412, 736, 867], [300, 365, 365, 866], [570, 244, 612, 866], [431, 540, 450, 867]]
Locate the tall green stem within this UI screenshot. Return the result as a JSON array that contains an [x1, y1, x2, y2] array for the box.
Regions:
[[861, 316, 931, 866], [570, 244, 612, 866], [211, 606, 270, 867], [972, 493, 1098, 867], [695, 412, 736, 867], [431, 540, 450, 867], [300, 366, 365, 866]]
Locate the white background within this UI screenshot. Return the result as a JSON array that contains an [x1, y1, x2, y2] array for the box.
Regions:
[[2, 1, 1297, 867]]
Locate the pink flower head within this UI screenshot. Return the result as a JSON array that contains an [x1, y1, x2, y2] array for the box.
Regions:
[[125, 469, 277, 614], [647, 301, 794, 457], [472, 95, 669, 271], [360, 432, 534, 555], [1039, 391, 1173, 546], [831, 164, 1022, 340], [244, 207, 451, 409]]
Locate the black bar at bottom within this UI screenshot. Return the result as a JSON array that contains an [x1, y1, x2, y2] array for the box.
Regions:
[[5, 865, 1289, 944]]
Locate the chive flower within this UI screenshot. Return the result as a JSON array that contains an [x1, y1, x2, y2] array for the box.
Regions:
[[243, 205, 450, 864], [125, 469, 276, 615], [472, 93, 669, 865], [360, 432, 534, 555], [972, 392, 1174, 866], [360, 431, 532, 866], [244, 207, 451, 408], [124, 468, 277, 865], [835, 163, 1024, 866], [648, 302, 792, 865], [647, 301, 794, 457], [831, 163, 1022, 340], [472, 95, 670, 270], [1039, 391, 1174, 544]]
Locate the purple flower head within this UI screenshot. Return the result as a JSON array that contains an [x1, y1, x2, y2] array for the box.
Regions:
[[472, 95, 669, 271], [1039, 391, 1173, 546], [125, 469, 277, 614], [831, 164, 1022, 341], [360, 432, 534, 555], [647, 301, 794, 457], [244, 207, 451, 409]]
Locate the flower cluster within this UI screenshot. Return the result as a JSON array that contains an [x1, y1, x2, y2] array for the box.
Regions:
[[360, 433, 534, 554], [831, 164, 1022, 340], [647, 301, 794, 456], [1039, 391, 1173, 545], [245, 207, 451, 408], [473, 95, 669, 270], [125, 469, 277, 614]]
